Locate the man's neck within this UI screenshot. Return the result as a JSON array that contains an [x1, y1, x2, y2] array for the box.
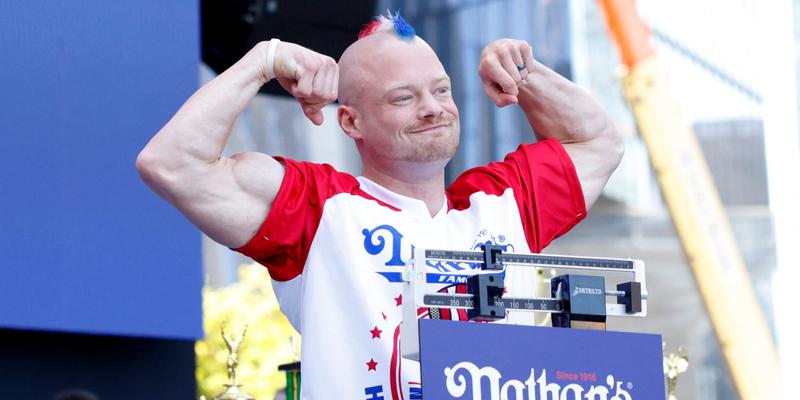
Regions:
[[361, 163, 447, 217]]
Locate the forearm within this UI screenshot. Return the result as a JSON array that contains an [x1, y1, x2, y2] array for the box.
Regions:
[[478, 39, 622, 208], [517, 60, 616, 145], [139, 41, 271, 172]]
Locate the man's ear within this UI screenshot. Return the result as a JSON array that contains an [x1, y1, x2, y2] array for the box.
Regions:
[[338, 105, 362, 140]]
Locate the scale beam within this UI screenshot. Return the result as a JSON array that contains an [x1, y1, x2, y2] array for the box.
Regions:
[[401, 246, 648, 360]]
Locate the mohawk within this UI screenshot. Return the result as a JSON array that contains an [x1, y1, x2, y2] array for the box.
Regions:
[[357, 11, 416, 40]]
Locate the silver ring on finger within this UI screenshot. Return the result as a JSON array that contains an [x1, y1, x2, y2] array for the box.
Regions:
[[516, 63, 526, 71]]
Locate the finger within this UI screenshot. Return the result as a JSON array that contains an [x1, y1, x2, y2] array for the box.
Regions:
[[308, 110, 324, 125], [499, 51, 523, 84], [310, 63, 328, 101], [481, 59, 519, 96], [293, 65, 314, 98], [483, 81, 517, 107], [311, 59, 337, 104], [302, 100, 325, 125], [331, 64, 340, 101], [323, 63, 337, 102], [492, 64, 519, 96], [317, 67, 331, 103], [522, 44, 536, 78], [298, 88, 326, 125], [511, 46, 528, 81]]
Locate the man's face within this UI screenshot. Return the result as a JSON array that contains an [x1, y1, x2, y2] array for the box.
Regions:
[[344, 36, 461, 164]]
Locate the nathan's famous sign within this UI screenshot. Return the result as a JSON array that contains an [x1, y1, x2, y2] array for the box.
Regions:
[[420, 320, 664, 399]]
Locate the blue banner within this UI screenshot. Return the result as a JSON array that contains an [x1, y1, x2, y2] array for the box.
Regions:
[[0, 0, 202, 339], [419, 319, 664, 399]]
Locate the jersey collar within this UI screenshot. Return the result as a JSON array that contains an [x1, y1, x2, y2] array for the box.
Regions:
[[356, 176, 448, 220]]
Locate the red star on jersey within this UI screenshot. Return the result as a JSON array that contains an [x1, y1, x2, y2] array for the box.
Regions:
[[394, 294, 403, 306], [370, 326, 382, 339], [366, 358, 378, 371]]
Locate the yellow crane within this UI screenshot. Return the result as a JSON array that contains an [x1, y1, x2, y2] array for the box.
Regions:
[[596, 0, 781, 398]]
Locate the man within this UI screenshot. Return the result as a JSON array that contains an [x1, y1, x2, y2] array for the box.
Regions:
[[137, 14, 622, 400]]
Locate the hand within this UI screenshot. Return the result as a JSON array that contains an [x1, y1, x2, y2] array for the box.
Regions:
[[269, 41, 339, 125], [478, 39, 535, 107]]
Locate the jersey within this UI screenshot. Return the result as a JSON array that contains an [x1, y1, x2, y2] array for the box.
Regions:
[[234, 138, 586, 399]]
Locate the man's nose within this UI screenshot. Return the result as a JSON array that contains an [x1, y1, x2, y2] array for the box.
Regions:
[[417, 92, 445, 120]]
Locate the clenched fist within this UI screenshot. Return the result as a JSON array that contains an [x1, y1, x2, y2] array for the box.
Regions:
[[478, 39, 536, 107], [267, 41, 339, 125]]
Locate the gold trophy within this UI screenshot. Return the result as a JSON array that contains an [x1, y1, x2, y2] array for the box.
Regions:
[[663, 343, 689, 400], [213, 323, 255, 400]]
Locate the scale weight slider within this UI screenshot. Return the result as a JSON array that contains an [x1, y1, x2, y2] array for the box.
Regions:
[[551, 274, 607, 330], [466, 273, 505, 321]]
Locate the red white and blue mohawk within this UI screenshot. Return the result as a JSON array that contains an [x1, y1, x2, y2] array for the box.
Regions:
[[357, 11, 417, 40]]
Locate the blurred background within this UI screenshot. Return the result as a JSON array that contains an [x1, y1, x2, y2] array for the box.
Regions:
[[1, 0, 798, 399]]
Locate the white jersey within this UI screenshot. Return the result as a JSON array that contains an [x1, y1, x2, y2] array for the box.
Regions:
[[235, 139, 586, 399]]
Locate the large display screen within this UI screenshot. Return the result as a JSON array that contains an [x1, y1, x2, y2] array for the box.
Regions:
[[0, 0, 203, 340]]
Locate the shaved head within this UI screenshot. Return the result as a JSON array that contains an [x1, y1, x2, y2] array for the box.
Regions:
[[337, 33, 444, 107]]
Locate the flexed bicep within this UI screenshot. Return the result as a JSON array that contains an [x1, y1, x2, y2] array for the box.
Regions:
[[136, 39, 336, 249]]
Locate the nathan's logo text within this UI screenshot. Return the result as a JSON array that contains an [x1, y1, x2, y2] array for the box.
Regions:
[[444, 362, 632, 400]]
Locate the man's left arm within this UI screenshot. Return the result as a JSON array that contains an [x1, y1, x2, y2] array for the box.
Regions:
[[478, 39, 624, 209]]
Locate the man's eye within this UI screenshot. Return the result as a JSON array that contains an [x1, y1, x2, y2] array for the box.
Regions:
[[395, 95, 413, 103], [436, 87, 451, 95]]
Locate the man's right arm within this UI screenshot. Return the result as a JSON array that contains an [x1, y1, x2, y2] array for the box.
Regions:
[[135, 40, 338, 248]]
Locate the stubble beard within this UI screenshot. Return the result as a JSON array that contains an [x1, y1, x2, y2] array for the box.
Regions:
[[401, 117, 460, 162], [403, 130, 460, 162]]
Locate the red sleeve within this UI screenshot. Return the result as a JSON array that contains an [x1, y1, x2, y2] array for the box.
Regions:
[[447, 138, 586, 252], [231, 158, 358, 281]]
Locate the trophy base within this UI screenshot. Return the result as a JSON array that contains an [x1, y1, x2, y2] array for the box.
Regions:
[[213, 384, 255, 400]]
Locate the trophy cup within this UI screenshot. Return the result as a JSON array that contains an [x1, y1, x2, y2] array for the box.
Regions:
[[663, 343, 689, 400], [213, 324, 255, 400]]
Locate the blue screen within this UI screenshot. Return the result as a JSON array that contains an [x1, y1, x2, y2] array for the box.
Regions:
[[0, 0, 203, 340]]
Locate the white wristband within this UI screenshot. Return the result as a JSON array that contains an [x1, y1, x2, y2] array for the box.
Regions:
[[265, 38, 280, 80]]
